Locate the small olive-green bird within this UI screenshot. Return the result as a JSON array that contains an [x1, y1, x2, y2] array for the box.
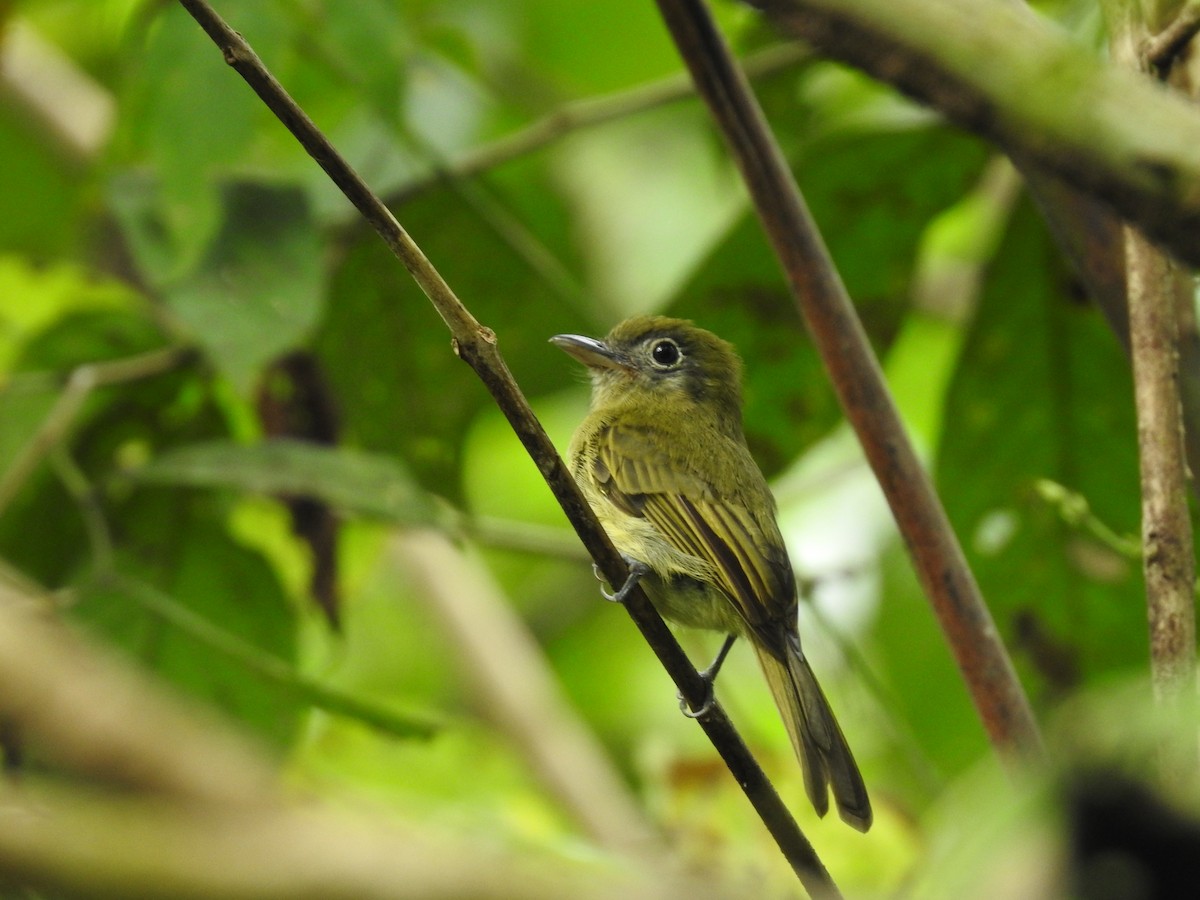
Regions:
[[552, 315, 871, 832]]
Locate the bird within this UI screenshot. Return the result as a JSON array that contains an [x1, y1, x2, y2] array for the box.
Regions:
[[552, 314, 871, 831]]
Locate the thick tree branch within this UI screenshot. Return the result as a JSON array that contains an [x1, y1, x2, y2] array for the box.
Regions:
[[653, 0, 1043, 762], [176, 1, 839, 894], [754, 0, 1200, 269], [1124, 226, 1198, 706], [1111, 7, 1198, 711]]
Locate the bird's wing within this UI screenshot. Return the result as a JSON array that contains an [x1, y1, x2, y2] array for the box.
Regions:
[[593, 423, 795, 651]]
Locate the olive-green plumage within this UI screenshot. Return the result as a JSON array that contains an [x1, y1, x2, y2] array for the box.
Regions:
[[552, 315, 871, 832]]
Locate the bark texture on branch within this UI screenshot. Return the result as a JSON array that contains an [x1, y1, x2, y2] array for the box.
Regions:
[[1110, 1, 1198, 710]]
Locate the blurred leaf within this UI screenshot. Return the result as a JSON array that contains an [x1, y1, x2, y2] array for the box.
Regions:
[[514, 0, 686, 96], [300, 0, 410, 120], [936, 197, 1143, 698], [162, 183, 324, 395], [74, 513, 302, 747], [874, 541, 988, 786], [110, 3, 288, 273], [0, 106, 84, 256], [0, 385, 57, 476], [110, 571, 439, 740], [0, 308, 173, 584], [0, 256, 139, 370], [135, 439, 439, 525]]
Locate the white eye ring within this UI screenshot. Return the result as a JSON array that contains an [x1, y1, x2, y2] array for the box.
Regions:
[[649, 338, 682, 368]]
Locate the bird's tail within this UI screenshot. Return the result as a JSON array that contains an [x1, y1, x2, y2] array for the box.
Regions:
[[753, 640, 872, 832]]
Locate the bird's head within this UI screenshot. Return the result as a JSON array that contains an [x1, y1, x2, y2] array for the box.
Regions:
[[551, 316, 744, 429]]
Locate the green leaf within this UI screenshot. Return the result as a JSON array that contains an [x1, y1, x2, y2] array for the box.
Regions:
[[134, 439, 439, 526], [110, 572, 439, 741], [0, 308, 175, 585], [74, 514, 303, 748], [936, 197, 1143, 697], [164, 183, 324, 395], [0, 106, 84, 257]]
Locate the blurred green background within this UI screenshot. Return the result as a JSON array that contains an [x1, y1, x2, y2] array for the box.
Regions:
[[0, 0, 1171, 894]]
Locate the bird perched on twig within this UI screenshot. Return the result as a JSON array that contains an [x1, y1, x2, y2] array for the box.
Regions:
[[553, 315, 871, 832]]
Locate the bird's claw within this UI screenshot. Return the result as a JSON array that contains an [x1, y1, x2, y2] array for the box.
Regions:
[[677, 635, 735, 719], [594, 558, 650, 604], [678, 683, 716, 719]]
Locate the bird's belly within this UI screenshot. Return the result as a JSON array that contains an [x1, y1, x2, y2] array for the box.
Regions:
[[582, 481, 746, 635], [640, 571, 748, 636]]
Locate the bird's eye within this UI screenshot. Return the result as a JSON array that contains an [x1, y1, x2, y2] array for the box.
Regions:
[[649, 338, 682, 368]]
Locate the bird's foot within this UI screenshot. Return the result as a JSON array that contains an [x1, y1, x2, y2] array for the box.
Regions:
[[593, 558, 651, 604], [678, 635, 736, 719]]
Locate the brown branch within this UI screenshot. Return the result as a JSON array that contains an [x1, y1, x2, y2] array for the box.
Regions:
[[754, 0, 1200, 270], [1112, 10, 1198, 711], [175, 1, 840, 894], [1124, 226, 1198, 707], [653, 0, 1043, 760], [1142, 2, 1200, 71]]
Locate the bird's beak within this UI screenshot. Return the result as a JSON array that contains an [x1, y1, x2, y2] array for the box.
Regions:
[[550, 333, 626, 370]]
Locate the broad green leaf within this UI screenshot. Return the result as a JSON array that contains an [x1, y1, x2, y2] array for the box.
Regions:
[[164, 183, 324, 395], [0, 107, 83, 257], [135, 439, 438, 526], [112, 6, 252, 275], [937, 197, 1143, 697]]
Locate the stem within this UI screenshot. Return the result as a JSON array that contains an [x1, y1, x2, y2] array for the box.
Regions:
[[1113, 0, 1198, 712], [1127, 228, 1198, 703], [653, 0, 1042, 762], [175, 1, 837, 892], [0, 346, 189, 519], [382, 43, 809, 208], [1034, 480, 1143, 561], [1142, 2, 1200, 71], [108, 573, 440, 740]]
